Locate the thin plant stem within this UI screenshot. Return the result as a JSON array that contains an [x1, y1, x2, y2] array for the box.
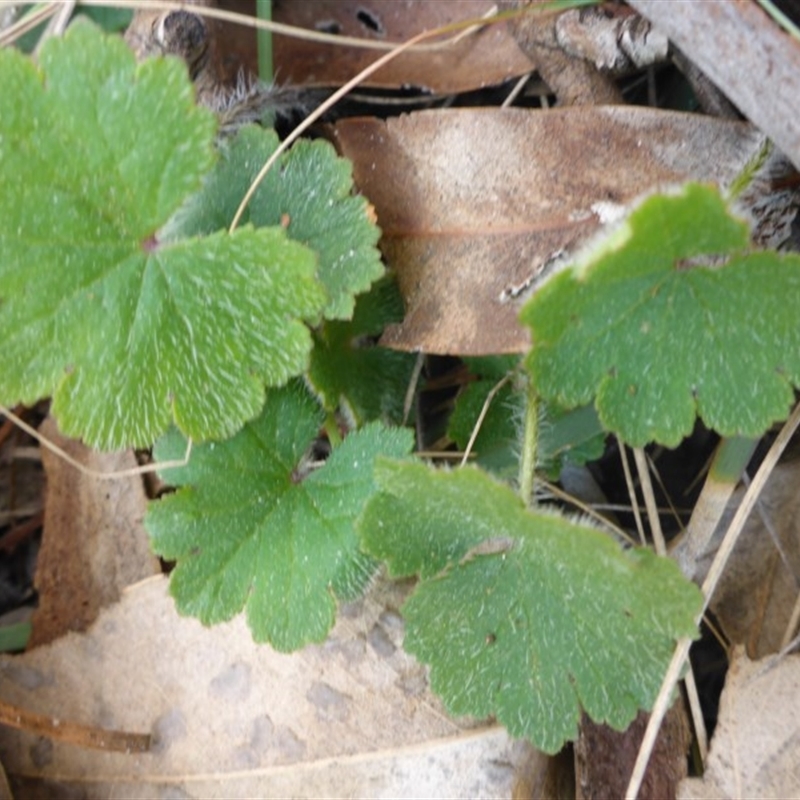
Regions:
[[634, 448, 708, 764], [256, 0, 272, 83], [633, 447, 667, 555], [756, 0, 800, 40], [781, 591, 800, 651], [518, 379, 539, 508], [402, 352, 425, 428], [618, 437, 646, 545], [0, 405, 192, 481], [683, 668, 708, 762]]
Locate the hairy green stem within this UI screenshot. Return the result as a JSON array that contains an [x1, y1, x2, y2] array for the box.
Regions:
[[256, 0, 273, 84], [519, 379, 539, 508]]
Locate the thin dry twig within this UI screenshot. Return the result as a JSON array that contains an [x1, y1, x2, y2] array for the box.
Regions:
[[781, 592, 800, 651], [402, 352, 425, 429], [0, 2, 57, 47], [618, 438, 646, 545], [538, 478, 636, 545], [33, 0, 75, 52], [0, 698, 150, 753], [633, 447, 667, 555], [0, 405, 192, 481], [625, 400, 800, 800], [78, 0, 506, 53], [634, 449, 708, 763], [460, 374, 512, 466]]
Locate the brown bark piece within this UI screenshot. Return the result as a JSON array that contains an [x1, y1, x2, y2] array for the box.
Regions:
[[499, 0, 624, 105], [28, 418, 159, 648], [576, 705, 691, 800]]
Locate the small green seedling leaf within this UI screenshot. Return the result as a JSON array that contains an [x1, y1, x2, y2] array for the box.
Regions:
[[359, 460, 701, 752], [146, 382, 413, 651], [0, 20, 325, 449], [308, 277, 418, 425], [448, 357, 605, 479], [538, 403, 607, 479], [447, 356, 524, 476], [522, 183, 800, 446], [165, 124, 384, 320]]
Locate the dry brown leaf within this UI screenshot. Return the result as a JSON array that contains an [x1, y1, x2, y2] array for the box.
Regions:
[[678, 647, 800, 800], [28, 418, 159, 648], [691, 459, 800, 658], [273, 0, 533, 92], [333, 106, 768, 355], [629, 0, 800, 172], [0, 576, 536, 798]]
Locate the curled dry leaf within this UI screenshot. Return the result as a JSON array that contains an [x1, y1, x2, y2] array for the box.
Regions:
[[689, 459, 800, 658], [554, 7, 669, 72], [29, 418, 159, 648], [499, 0, 624, 105], [333, 106, 769, 355], [678, 648, 800, 800]]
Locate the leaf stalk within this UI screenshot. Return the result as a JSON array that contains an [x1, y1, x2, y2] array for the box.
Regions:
[[519, 378, 539, 508]]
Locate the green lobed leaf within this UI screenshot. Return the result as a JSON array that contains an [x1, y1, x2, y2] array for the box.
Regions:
[[359, 460, 702, 752], [146, 382, 413, 651], [308, 277, 418, 425], [0, 20, 325, 449], [522, 183, 800, 447], [164, 124, 384, 320]]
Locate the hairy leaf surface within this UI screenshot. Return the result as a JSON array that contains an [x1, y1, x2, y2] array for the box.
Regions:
[[165, 124, 384, 320], [0, 21, 324, 449], [359, 460, 701, 752], [147, 383, 413, 651], [522, 183, 800, 446]]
